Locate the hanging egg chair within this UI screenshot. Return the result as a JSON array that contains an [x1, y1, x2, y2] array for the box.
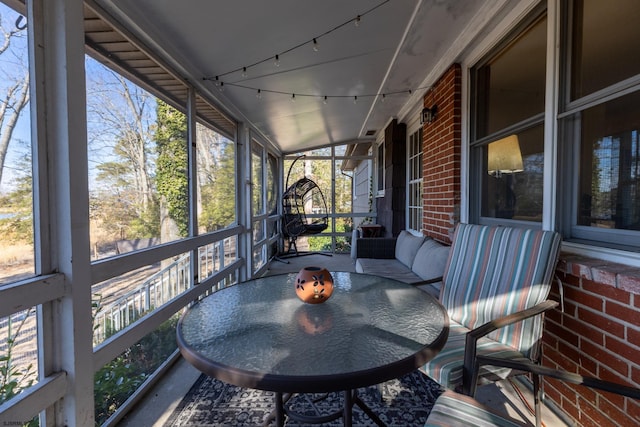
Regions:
[[279, 156, 331, 259]]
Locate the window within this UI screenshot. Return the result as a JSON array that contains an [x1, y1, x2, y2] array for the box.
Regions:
[[559, 0, 640, 249], [408, 128, 423, 232], [87, 57, 190, 257], [196, 122, 236, 233], [470, 12, 547, 224], [376, 142, 385, 195]]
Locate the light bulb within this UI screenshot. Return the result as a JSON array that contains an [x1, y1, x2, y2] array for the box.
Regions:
[[355, 15, 361, 27], [274, 54, 280, 67], [381, 94, 386, 103], [323, 96, 328, 105], [242, 67, 247, 78], [353, 95, 358, 104], [291, 93, 296, 102], [214, 76, 220, 86], [256, 89, 262, 99], [218, 81, 224, 92], [313, 38, 319, 52]]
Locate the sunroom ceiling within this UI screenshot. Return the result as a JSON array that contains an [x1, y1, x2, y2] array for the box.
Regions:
[[91, 0, 505, 154]]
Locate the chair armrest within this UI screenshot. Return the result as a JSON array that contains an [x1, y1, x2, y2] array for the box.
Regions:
[[475, 356, 640, 399], [462, 299, 559, 395], [355, 237, 397, 259], [409, 276, 443, 286]]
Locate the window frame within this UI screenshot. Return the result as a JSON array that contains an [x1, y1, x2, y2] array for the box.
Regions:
[[557, 0, 640, 251], [407, 127, 423, 233], [375, 141, 385, 197], [469, 8, 548, 228]]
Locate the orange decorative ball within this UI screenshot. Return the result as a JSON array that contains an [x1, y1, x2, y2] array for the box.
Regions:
[[294, 267, 334, 304]]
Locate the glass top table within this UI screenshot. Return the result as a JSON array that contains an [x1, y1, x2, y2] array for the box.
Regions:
[[177, 272, 449, 425]]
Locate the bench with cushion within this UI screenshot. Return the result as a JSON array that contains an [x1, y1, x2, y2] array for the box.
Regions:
[[354, 230, 450, 298]]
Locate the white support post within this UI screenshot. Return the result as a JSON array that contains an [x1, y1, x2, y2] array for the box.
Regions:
[[187, 88, 199, 286], [237, 123, 251, 281], [31, 0, 94, 424]]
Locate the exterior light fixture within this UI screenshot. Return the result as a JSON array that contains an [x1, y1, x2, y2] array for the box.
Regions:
[[421, 105, 438, 124]]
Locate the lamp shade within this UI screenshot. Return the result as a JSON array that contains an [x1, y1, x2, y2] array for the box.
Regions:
[[487, 134, 524, 175]]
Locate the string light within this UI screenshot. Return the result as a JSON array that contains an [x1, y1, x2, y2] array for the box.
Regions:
[[203, 0, 389, 81], [210, 82, 427, 103], [198, 0, 434, 103]]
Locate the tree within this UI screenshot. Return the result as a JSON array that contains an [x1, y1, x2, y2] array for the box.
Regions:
[[0, 11, 30, 189], [198, 131, 236, 232], [86, 59, 159, 242], [155, 100, 188, 239]]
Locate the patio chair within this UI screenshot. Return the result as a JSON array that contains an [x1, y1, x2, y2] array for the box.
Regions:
[[425, 358, 640, 426], [421, 223, 562, 427]]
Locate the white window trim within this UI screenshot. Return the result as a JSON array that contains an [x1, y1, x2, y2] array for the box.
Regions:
[[406, 124, 423, 234], [375, 140, 385, 197]]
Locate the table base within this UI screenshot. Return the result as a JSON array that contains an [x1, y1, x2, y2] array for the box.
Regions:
[[264, 390, 386, 427]]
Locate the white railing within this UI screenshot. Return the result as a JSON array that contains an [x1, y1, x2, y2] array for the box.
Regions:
[[93, 254, 190, 344]]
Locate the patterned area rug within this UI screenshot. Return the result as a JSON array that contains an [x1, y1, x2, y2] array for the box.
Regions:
[[165, 371, 443, 426]]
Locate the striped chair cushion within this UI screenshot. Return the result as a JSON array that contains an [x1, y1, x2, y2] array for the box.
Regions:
[[425, 390, 528, 427], [440, 224, 561, 359], [421, 322, 531, 390]]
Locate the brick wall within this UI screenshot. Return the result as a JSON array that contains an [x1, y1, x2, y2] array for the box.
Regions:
[[544, 256, 640, 426], [421, 62, 640, 426], [422, 64, 461, 243]]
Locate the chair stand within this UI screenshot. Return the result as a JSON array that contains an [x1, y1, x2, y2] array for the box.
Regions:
[[274, 235, 333, 263]]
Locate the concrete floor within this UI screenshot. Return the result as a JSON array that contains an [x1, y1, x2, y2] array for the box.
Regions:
[[117, 254, 572, 426]]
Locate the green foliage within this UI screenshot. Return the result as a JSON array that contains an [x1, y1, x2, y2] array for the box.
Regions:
[[128, 199, 160, 239], [155, 101, 188, 237], [94, 317, 179, 425], [0, 310, 38, 426], [199, 142, 236, 231]]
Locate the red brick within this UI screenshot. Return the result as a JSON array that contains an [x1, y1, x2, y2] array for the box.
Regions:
[[628, 399, 640, 424], [565, 285, 603, 311], [564, 314, 604, 345], [598, 365, 632, 386], [577, 307, 625, 338], [617, 271, 640, 294], [604, 335, 639, 366], [577, 396, 619, 427], [581, 340, 629, 376], [591, 265, 619, 287], [583, 279, 631, 304], [604, 300, 640, 327]]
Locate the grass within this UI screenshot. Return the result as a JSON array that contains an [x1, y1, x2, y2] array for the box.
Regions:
[[0, 242, 34, 285]]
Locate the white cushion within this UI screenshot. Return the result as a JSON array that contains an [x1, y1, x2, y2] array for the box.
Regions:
[[412, 239, 450, 280], [395, 231, 426, 268]]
